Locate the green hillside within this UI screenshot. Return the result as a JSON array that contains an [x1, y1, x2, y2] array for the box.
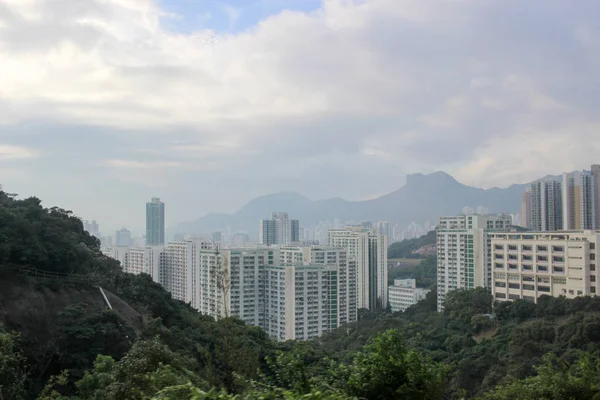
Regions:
[[388, 230, 436, 259], [2, 188, 600, 400]]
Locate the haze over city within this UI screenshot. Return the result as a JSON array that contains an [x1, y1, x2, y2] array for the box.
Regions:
[[1, 0, 600, 234]]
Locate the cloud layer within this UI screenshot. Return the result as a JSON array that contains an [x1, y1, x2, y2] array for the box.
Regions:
[[1, 0, 599, 233]]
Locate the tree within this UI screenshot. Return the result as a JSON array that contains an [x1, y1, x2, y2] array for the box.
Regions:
[[75, 338, 202, 400], [482, 352, 600, 400], [0, 329, 27, 400], [329, 329, 446, 400], [55, 303, 134, 384]]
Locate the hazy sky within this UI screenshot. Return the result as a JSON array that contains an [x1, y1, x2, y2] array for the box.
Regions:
[[1, 0, 599, 235]]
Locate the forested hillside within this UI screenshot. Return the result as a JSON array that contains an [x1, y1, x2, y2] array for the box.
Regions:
[[2, 189, 600, 399], [388, 229, 436, 259]]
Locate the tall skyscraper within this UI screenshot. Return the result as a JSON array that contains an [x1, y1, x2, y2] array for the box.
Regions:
[[436, 214, 512, 311], [115, 228, 132, 246], [329, 226, 388, 310], [520, 191, 531, 229], [562, 171, 597, 230], [591, 165, 600, 229], [259, 212, 300, 245], [146, 197, 165, 246], [377, 221, 393, 247], [523, 179, 563, 231]]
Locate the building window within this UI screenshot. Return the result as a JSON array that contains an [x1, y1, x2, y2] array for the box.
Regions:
[[591, 254, 596, 261], [496, 292, 506, 299], [508, 283, 520, 289], [592, 275, 596, 282]]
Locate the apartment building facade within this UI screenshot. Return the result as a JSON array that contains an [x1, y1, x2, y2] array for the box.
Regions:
[[436, 214, 512, 311], [107, 242, 355, 341], [108, 245, 162, 282], [593, 165, 600, 229], [491, 231, 600, 302], [388, 279, 430, 312], [522, 179, 563, 231], [328, 226, 388, 310], [259, 212, 300, 245], [562, 171, 598, 230], [279, 245, 357, 326]]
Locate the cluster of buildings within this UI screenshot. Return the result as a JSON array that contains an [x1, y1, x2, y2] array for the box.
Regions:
[[520, 166, 600, 231], [301, 219, 434, 246], [437, 165, 600, 311], [102, 201, 391, 341]]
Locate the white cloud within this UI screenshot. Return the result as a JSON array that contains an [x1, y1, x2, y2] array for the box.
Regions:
[[0, 0, 599, 230], [0, 145, 39, 160], [104, 159, 183, 169], [222, 4, 241, 30]]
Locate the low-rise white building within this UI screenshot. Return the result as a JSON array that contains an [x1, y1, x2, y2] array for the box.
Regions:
[[490, 230, 600, 303], [388, 279, 430, 312]]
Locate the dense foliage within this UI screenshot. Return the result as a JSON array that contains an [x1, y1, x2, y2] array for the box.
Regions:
[[3, 189, 600, 399], [387, 229, 436, 259], [388, 256, 437, 288]]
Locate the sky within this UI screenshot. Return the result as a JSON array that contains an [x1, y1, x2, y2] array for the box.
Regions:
[[1, 0, 600, 235]]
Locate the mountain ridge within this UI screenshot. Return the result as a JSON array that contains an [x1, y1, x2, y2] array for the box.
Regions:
[[171, 171, 528, 237]]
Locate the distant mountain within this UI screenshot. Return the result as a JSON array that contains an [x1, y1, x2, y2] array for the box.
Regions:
[[171, 171, 528, 238]]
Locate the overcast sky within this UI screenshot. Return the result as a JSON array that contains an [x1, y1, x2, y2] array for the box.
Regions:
[[1, 0, 599, 235]]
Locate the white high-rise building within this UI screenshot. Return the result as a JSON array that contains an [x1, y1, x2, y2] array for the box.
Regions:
[[158, 239, 214, 306], [108, 245, 163, 283], [146, 245, 355, 341], [328, 226, 388, 310], [562, 170, 598, 230], [491, 230, 600, 302], [593, 165, 600, 230], [259, 212, 300, 245], [255, 260, 340, 341], [523, 179, 563, 231], [279, 245, 357, 326], [106, 240, 355, 341], [436, 214, 512, 311]]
